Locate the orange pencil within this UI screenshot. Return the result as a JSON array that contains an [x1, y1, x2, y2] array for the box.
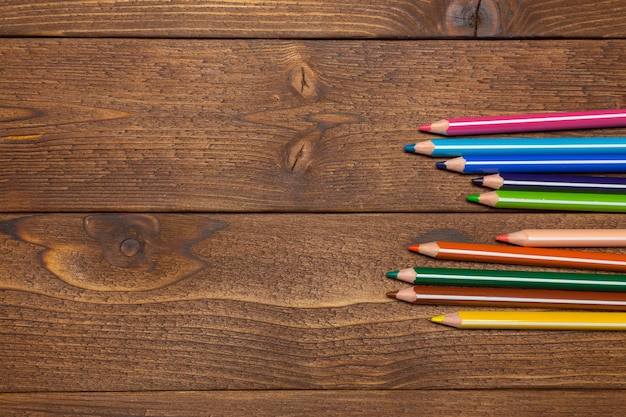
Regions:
[[409, 241, 626, 272]]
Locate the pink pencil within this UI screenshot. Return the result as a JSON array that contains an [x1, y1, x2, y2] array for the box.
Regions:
[[420, 109, 626, 136]]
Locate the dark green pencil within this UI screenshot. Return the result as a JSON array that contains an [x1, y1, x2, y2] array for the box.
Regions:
[[386, 266, 626, 292]]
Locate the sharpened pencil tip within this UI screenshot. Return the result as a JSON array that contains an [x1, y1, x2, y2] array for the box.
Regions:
[[472, 177, 484, 186], [496, 234, 509, 243], [435, 161, 446, 170], [466, 194, 480, 203], [404, 144, 416, 153], [386, 291, 399, 299], [431, 315, 445, 324], [407, 244, 420, 253], [419, 124, 432, 132], [386, 270, 399, 279]]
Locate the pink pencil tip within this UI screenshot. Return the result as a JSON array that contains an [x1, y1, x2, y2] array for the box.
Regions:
[[419, 124, 432, 132], [496, 234, 509, 243]]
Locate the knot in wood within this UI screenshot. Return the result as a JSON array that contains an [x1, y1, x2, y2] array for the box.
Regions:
[[84, 214, 160, 271], [2, 214, 225, 292], [120, 238, 142, 257], [444, 0, 500, 37], [289, 64, 320, 101]]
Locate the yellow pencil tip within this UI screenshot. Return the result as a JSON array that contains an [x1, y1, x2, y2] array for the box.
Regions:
[[431, 315, 445, 324]]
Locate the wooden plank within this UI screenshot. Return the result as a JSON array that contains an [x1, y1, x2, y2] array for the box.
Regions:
[[492, 0, 626, 38], [3, 212, 626, 391], [2, 1, 626, 38], [1, 390, 625, 416], [0, 0, 467, 38], [3, 39, 626, 212]]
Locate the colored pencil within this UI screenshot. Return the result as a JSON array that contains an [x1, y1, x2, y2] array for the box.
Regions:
[[404, 137, 626, 157], [419, 109, 626, 136], [387, 285, 626, 310], [386, 266, 626, 292], [467, 190, 626, 213], [473, 173, 626, 194], [497, 229, 626, 248], [431, 311, 626, 330], [408, 241, 626, 272], [436, 154, 626, 174]]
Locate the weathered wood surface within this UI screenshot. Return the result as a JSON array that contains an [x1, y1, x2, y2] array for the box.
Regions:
[[4, 1, 626, 414], [2, 0, 626, 38], [3, 39, 626, 212], [2, 390, 626, 416], [3, 212, 626, 392]]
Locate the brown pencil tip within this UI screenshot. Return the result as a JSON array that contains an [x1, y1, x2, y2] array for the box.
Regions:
[[386, 291, 399, 299], [496, 234, 509, 243], [419, 124, 432, 132]]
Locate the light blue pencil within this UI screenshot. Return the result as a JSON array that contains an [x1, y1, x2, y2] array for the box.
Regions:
[[405, 137, 626, 157]]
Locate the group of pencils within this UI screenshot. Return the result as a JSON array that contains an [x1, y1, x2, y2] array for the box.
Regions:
[[390, 109, 626, 330], [406, 109, 626, 212], [387, 232, 626, 330]]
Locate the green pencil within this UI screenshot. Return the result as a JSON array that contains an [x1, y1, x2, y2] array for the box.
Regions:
[[386, 266, 626, 292], [467, 190, 626, 212]]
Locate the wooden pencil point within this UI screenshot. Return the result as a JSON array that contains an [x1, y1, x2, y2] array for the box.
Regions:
[[410, 140, 435, 156], [410, 241, 440, 257], [481, 173, 504, 189], [386, 291, 399, 299], [439, 156, 466, 173], [421, 119, 449, 135]]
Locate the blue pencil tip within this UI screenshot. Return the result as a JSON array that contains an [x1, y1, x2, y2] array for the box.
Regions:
[[435, 161, 447, 170], [404, 144, 416, 153]]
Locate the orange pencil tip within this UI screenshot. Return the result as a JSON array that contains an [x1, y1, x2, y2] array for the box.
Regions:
[[419, 124, 432, 132], [407, 244, 420, 252], [496, 234, 509, 243]]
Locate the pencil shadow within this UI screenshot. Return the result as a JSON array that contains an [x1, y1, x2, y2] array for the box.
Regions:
[[409, 228, 475, 245]]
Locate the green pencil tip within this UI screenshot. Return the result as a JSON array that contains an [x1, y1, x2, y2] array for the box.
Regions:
[[466, 194, 480, 203], [386, 270, 399, 279]]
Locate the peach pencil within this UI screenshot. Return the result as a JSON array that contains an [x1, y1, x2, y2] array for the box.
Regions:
[[498, 229, 626, 247]]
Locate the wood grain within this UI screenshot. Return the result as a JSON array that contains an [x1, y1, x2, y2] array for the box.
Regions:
[[3, 39, 626, 212], [2, 1, 626, 38], [1, 390, 626, 416], [3, 212, 626, 392]]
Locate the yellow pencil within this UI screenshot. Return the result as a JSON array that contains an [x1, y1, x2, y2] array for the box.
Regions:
[[431, 311, 626, 330]]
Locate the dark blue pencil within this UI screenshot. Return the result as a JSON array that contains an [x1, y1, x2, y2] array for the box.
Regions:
[[437, 154, 626, 174], [473, 173, 626, 194]]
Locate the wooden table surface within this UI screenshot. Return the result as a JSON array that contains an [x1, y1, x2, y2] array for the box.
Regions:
[[3, 1, 626, 415]]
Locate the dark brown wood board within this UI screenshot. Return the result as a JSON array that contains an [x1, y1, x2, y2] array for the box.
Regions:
[[2, 212, 626, 392], [3, 39, 626, 212], [2, 0, 626, 38], [1, 390, 626, 416]]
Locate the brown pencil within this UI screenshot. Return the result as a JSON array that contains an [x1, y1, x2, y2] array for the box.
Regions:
[[387, 285, 626, 310], [409, 241, 626, 272]]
